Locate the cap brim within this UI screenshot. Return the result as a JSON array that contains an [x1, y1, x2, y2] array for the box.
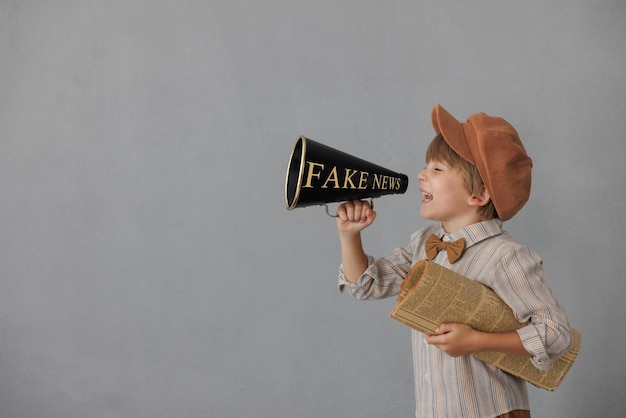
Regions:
[[431, 104, 474, 164]]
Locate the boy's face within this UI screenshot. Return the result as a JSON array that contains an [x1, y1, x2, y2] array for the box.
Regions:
[[418, 159, 482, 233]]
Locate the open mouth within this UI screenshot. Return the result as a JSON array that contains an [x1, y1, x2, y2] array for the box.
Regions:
[[421, 191, 433, 203]]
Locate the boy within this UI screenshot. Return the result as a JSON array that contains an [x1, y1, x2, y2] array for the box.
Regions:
[[336, 104, 572, 418]]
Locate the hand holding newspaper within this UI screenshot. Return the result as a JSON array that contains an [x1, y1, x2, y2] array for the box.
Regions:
[[389, 260, 580, 391]]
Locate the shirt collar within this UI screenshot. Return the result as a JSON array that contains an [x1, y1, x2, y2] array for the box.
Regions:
[[435, 218, 503, 248]]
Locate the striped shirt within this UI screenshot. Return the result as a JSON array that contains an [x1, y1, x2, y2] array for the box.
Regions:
[[339, 219, 572, 418]]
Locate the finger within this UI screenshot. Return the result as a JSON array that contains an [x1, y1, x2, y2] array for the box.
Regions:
[[357, 201, 371, 223], [358, 200, 374, 223], [351, 200, 363, 221], [350, 200, 368, 222], [425, 334, 442, 345], [341, 201, 353, 220], [434, 324, 451, 335], [365, 205, 377, 223], [336, 203, 348, 221]]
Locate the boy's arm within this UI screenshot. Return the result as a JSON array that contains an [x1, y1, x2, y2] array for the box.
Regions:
[[491, 249, 573, 370], [336, 200, 376, 283], [426, 323, 529, 358]]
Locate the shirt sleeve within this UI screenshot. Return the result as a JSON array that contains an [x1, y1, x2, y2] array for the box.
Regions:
[[489, 246, 573, 371], [338, 245, 414, 300]]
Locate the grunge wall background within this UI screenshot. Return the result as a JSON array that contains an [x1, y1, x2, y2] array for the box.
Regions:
[[1, 1, 625, 416]]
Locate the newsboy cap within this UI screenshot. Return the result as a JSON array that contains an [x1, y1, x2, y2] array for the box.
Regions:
[[431, 103, 532, 221]]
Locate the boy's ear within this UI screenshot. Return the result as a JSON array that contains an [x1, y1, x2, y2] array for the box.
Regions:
[[469, 186, 491, 207]]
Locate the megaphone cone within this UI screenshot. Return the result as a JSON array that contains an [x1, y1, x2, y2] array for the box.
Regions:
[[285, 136, 409, 212]]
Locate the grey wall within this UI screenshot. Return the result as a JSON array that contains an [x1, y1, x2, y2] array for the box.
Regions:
[[1, 1, 624, 417]]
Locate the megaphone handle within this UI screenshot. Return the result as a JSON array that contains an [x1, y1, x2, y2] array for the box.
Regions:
[[322, 198, 375, 218], [323, 204, 338, 218]]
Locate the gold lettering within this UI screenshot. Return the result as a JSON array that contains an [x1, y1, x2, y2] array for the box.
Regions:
[[358, 171, 369, 189], [303, 162, 324, 188], [322, 166, 340, 189], [372, 174, 403, 190], [380, 175, 388, 189], [373, 173, 382, 189], [343, 169, 358, 189]]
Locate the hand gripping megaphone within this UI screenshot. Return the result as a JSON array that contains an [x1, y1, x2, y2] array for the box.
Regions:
[[285, 136, 409, 216]]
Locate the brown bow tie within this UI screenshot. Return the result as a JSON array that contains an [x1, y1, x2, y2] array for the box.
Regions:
[[425, 234, 465, 264]]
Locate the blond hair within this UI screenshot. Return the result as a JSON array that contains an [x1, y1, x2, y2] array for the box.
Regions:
[[425, 134, 497, 220]]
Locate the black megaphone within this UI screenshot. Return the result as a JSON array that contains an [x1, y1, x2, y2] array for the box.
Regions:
[[285, 136, 409, 216]]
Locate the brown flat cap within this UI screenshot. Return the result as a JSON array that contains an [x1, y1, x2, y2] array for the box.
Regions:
[[431, 104, 532, 221]]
